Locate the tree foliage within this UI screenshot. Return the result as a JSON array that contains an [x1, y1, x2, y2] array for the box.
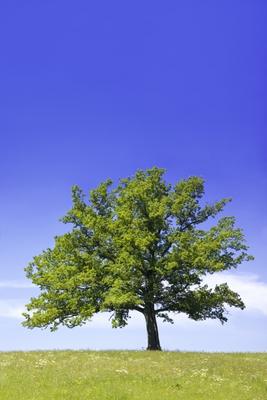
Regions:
[[23, 168, 253, 349]]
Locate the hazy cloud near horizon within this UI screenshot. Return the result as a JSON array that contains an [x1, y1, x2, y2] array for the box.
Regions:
[[1, 273, 266, 322]]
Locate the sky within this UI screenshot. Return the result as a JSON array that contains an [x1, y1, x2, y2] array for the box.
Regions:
[[0, 0, 266, 351]]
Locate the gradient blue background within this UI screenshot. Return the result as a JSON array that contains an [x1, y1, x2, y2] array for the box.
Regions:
[[0, 1, 266, 351]]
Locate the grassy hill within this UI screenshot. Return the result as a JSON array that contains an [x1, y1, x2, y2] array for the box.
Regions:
[[0, 351, 266, 399]]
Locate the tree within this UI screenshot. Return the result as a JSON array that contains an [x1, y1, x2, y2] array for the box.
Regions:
[[23, 167, 253, 350]]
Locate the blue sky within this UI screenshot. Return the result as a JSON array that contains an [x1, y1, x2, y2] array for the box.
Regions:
[[0, 1, 266, 351]]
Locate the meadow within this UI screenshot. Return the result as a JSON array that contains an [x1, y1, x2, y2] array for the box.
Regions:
[[0, 350, 266, 399]]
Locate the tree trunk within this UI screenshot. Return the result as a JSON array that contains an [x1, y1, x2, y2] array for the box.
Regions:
[[144, 306, 161, 351]]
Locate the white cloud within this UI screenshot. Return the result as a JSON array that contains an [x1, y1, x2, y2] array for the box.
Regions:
[[0, 280, 33, 288], [0, 300, 25, 319], [204, 273, 267, 316], [88, 273, 267, 328], [1, 274, 267, 324]]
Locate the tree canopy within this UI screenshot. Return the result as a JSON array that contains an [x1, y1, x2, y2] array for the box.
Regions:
[[23, 167, 253, 350]]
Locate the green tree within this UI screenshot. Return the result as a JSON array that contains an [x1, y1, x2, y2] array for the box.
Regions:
[[23, 168, 253, 350]]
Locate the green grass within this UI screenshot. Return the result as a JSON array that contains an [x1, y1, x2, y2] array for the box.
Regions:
[[0, 351, 266, 399]]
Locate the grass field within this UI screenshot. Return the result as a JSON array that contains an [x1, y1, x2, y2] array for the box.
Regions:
[[0, 350, 266, 399]]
